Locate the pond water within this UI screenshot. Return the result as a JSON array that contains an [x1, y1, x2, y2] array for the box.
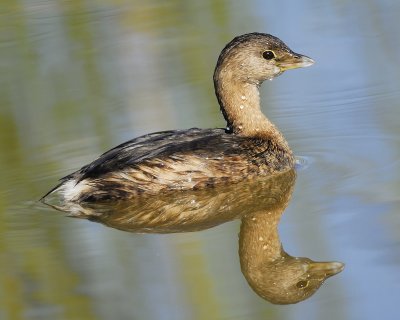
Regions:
[[1, 1, 400, 319]]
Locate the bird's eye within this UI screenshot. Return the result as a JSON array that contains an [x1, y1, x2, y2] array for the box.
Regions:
[[262, 50, 276, 60], [296, 280, 309, 289]]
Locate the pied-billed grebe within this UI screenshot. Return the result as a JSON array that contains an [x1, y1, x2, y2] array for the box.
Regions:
[[42, 33, 314, 203]]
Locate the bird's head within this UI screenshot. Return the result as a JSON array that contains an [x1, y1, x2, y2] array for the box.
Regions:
[[214, 32, 314, 84], [245, 254, 344, 304]]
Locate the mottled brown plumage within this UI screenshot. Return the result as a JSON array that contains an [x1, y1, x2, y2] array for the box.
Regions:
[[42, 33, 314, 203], [58, 168, 298, 232]]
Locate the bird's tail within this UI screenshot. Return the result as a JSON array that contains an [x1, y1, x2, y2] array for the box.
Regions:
[[39, 181, 64, 203]]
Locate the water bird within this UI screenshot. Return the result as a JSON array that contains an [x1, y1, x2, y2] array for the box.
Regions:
[[42, 32, 314, 203]]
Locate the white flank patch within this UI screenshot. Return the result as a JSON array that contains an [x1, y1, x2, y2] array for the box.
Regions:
[[58, 179, 91, 202]]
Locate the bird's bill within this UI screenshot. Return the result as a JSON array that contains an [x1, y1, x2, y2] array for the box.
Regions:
[[307, 261, 345, 278], [277, 54, 315, 71]]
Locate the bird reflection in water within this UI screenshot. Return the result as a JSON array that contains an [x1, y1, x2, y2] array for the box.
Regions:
[[44, 169, 344, 304]]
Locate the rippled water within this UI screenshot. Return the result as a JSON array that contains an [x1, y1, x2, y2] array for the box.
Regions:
[[2, 1, 400, 319]]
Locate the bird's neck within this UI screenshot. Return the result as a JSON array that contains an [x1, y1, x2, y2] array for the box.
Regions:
[[239, 209, 284, 275], [214, 71, 290, 150]]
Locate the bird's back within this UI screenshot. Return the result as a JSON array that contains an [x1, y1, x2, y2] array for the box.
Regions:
[[45, 128, 294, 202]]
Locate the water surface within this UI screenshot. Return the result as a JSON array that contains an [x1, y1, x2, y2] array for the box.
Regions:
[[1, 1, 400, 319]]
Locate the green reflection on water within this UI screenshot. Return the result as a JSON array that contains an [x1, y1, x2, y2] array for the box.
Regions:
[[5, 0, 400, 319], [0, 1, 260, 319]]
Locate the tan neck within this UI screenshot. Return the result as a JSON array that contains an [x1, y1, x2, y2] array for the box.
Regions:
[[239, 209, 284, 274], [214, 70, 290, 150]]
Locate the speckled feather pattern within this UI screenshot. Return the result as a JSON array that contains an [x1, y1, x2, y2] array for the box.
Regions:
[[60, 128, 293, 201]]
